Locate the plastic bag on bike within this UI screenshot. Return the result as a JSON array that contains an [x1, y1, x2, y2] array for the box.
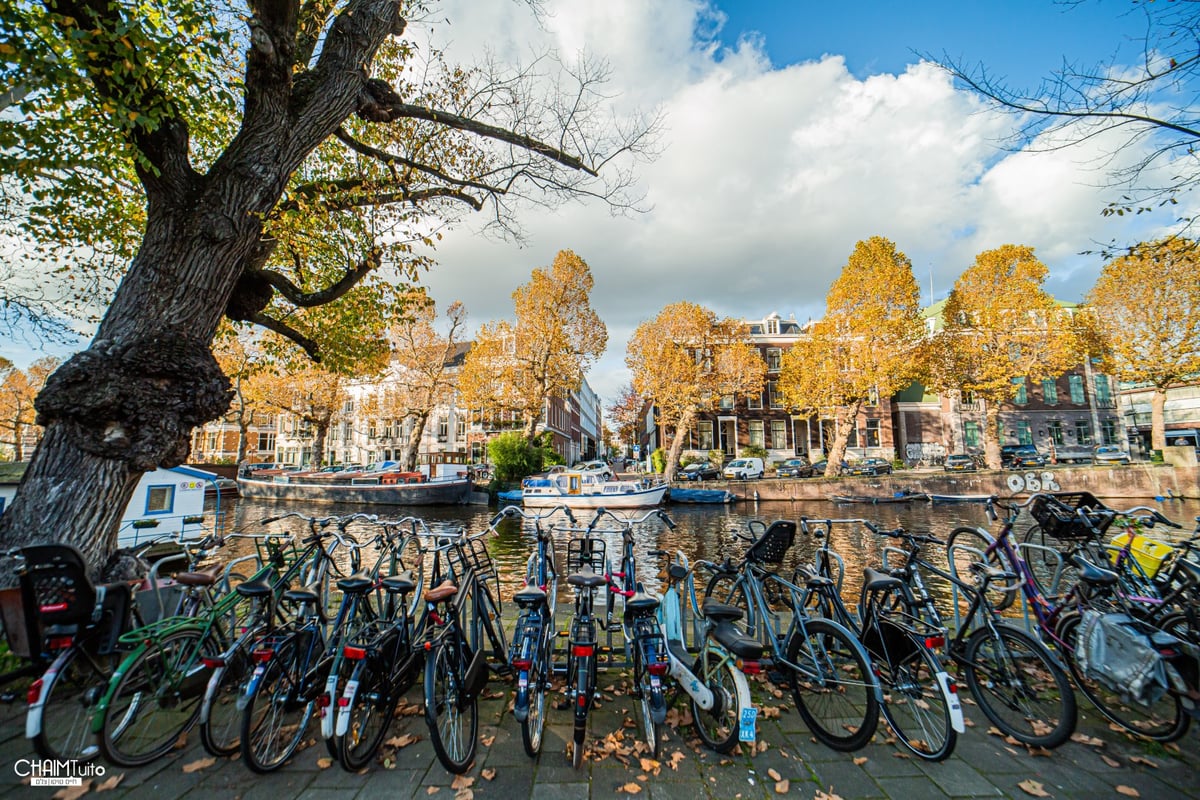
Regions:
[[1076, 610, 1188, 707]]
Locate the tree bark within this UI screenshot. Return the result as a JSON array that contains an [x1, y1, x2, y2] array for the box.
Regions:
[[983, 401, 1002, 470], [399, 412, 429, 472], [1151, 388, 1167, 452], [664, 408, 696, 482], [823, 401, 861, 478]]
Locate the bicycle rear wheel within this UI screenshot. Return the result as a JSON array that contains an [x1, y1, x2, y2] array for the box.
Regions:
[[339, 656, 398, 771], [99, 628, 212, 767], [424, 639, 478, 774], [1056, 612, 1188, 742], [869, 622, 956, 761], [32, 645, 114, 761], [690, 648, 741, 754], [961, 624, 1075, 748], [632, 642, 663, 759], [240, 634, 315, 773], [200, 641, 252, 757], [946, 527, 1017, 611], [787, 618, 879, 752]]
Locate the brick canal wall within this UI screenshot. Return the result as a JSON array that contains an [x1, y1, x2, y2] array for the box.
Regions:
[[694, 464, 1200, 501]]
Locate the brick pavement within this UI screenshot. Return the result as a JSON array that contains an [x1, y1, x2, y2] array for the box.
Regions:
[[1, 662, 1197, 800]]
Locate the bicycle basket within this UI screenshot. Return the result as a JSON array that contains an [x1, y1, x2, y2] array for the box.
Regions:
[[567, 538, 606, 574], [746, 521, 796, 565], [1029, 492, 1111, 541]]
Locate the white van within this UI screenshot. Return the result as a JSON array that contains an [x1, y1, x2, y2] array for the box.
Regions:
[[722, 457, 764, 480]]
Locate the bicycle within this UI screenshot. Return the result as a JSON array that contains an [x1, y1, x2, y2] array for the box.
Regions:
[[799, 517, 963, 761], [237, 514, 372, 772], [334, 516, 429, 770], [93, 531, 282, 766], [702, 519, 882, 752], [418, 520, 509, 773], [649, 547, 760, 753], [501, 504, 574, 757], [956, 494, 1194, 742]]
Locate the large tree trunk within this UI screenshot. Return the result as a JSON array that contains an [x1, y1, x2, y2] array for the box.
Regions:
[[1150, 388, 1167, 453], [521, 410, 540, 445], [399, 412, 428, 472], [312, 422, 330, 469], [12, 423, 22, 461], [823, 401, 861, 477], [664, 408, 696, 483], [983, 401, 1002, 470]]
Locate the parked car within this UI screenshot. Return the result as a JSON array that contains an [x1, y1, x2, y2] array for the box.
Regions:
[[847, 457, 893, 476], [775, 458, 814, 479], [572, 460, 614, 479], [809, 459, 849, 476], [679, 461, 720, 481], [943, 454, 977, 472], [1092, 445, 1132, 465], [1000, 445, 1046, 469], [722, 457, 765, 480]]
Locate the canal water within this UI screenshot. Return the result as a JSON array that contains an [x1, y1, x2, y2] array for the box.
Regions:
[[215, 494, 1200, 623]]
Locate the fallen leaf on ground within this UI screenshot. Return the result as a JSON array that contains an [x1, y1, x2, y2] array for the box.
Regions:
[[450, 775, 474, 790], [814, 789, 844, 800], [1017, 779, 1051, 797], [767, 768, 782, 781], [386, 734, 420, 748], [481, 735, 495, 747], [455, 790, 473, 800], [316, 757, 332, 769], [1115, 787, 1140, 797], [481, 769, 496, 781], [853, 757, 867, 766], [182, 757, 217, 774], [426, 787, 439, 796], [52, 783, 91, 800], [774, 779, 789, 794], [1129, 756, 1157, 768], [95, 774, 125, 792], [1070, 733, 1104, 747], [1101, 755, 1121, 768], [620, 783, 642, 794]]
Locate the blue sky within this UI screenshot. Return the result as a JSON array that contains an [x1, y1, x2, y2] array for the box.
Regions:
[[712, 1, 1137, 87], [1, 1, 1184, 406]]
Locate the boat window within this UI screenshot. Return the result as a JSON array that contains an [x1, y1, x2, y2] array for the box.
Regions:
[[145, 485, 175, 515]]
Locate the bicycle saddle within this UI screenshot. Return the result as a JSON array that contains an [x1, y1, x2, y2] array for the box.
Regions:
[[701, 601, 745, 622], [514, 581, 548, 608], [235, 571, 275, 598], [283, 582, 324, 604], [424, 582, 458, 603], [175, 564, 222, 587], [625, 591, 660, 615], [381, 571, 416, 594], [567, 568, 607, 588], [711, 621, 764, 660], [1068, 553, 1118, 587], [862, 567, 903, 593], [337, 572, 375, 594]]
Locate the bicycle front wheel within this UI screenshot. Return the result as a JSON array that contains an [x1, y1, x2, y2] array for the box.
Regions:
[[99, 628, 212, 767], [946, 527, 1017, 611], [33, 645, 114, 761], [787, 618, 879, 752], [424, 639, 478, 774], [1057, 613, 1188, 742], [240, 635, 315, 773], [962, 624, 1076, 748], [690, 648, 741, 754], [632, 645, 662, 759], [871, 626, 957, 761], [519, 656, 548, 757]]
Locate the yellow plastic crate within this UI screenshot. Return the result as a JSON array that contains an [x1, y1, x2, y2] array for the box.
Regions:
[[1106, 531, 1174, 579]]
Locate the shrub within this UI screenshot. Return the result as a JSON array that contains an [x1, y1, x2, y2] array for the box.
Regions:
[[488, 432, 543, 481], [741, 444, 768, 459], [708, 449, 725, 465], [650, 448, 667, 474]]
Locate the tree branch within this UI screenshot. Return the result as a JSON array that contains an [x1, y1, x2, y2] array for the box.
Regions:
[[245, 309, 322, 362], [256, 247, 382, 307]]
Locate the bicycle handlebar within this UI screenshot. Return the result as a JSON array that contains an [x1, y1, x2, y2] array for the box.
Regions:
[[489, 504, 577, 528]]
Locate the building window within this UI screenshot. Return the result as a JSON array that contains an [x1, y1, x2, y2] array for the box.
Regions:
[[456, 417, 466, 440], [1016, 421, 1033, 445], [1075, 420, 1093, 446], [146, 485, 175, 515], [367, 421, 377, 439], [206, 431, 219, 452], [698, 421, 714, 451], [1048, 420, 1064, 446], [765, 348, 782, 372], [865, 419, 881, 448], [1042, 378, 1058, 405], [257, 432, 275, 452], [771, 420, 787, 450], [846, 423, 859, 447], [1013, 377, 1027, 406], [1068, 374, 1085, 404], [768, 381, 782, 409], [766, 318, 779, 335], [1101, 420, 1117, 444], [747, 391, 762, 410], [964, 421, 981, 448], [719, 395, 734, 410], [1094, 374, 1112, 405], [749, 420, 764, 448]]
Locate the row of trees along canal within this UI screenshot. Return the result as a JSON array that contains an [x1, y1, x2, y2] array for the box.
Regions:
[[2, 0, 1200, 578]]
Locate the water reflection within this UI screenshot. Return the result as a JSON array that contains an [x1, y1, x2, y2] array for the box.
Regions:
[[215, 496, 1200, 621]]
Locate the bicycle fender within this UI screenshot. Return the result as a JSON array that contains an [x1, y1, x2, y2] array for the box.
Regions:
[[321, 670, 340, 739], [26, 648, 73, 739], [936, 670, 966, 733], [513, 672, 529, 723], [199, 664, 226, 723], [238, 663, 267, 712], [335, 678, 359, 737], [732, 667, 756, 744], [90, 645, 146, 735]]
